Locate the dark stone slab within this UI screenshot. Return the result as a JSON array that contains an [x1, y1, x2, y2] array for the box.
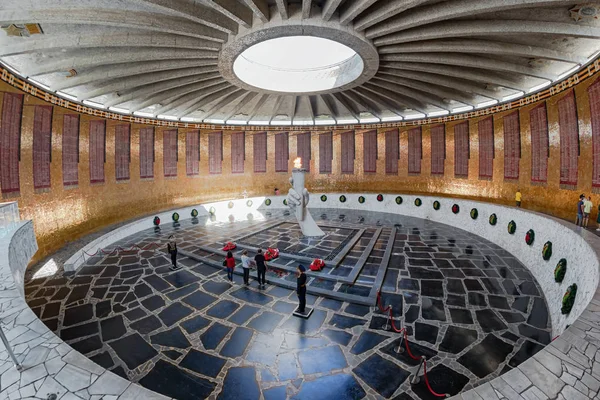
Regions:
[[220, 327, 253, 358], [344, 303, 371, 317], [446, 279, 466, 294], [488, 295, 511, 310], [60, 321, 99, 341], [420, 280, 444, 298], [181, 315, 211, 334], [248, 311, 284, 334], [512, 297, 530, 313], [143, 275, 171, 292], [109, 333, 158, 369], [446, 295, 466, 308], [353, 353, 409, 398], [318, 298, 343, 311], [518, 323, 551, 345], [139, 359, 215, 400], [411, 363, 469, 400], [458, 334, 513, 378], [206, 300, 240, 319], [463, 279, 483, 291], [129, 315, 162, 335], [415, 322, 439, 345], [449, 308, 474, 325], [217, 367, 260, 400], [42, 302, 61, 320], [78, 265, 106, 276], [110, 366, 128, 380], [203, 280, 233, 295], [72, 276, 93, 285], [124, 307, 147, 322], [163, 270, 200, 288], [476, 309, 507, 332], [292, 373, 366, 400], [509, 340, 545, 368], [518, 281, 539, 296], [439, 326, 478, 354], [421, 298, 446, 322], [163, 350, 182, 361], [228, 305, 260, 325], [150, 326, 191, 349], [50, 287, 71, 301], [200, 322, 232, 350], [398, 279, 420, 291], [468, 292, 487, 307], [273, 301, 297, 314], [264, 386, 287, 400], [158, 303, 194, 326], [166, 283, 199, 301], [408, 267, 443, 280], [350, 331, 388, 355], [141, 295, 165, 312], [404, 305, 419, 324], [267, 286, 294, 298], [95, 300, 112, 319], [441, 269, 466, 278], [527, 297, 549, 329], [66, 284, 90, 304], [230, 287, 274, 306], [133, 283, 152, 299], [380, 338, 438, 367], [329, 314, 367, 329], [277, 351, 298, 380], [100, 315, 127, 341], [90, 351, 114, 369], [298, 345, 347, 375], [70, 335, 103, 354], [502, 279, 520, 295], [323, 329, 353, 346], [499, 311, 526, 324], [180, 349, 227, 378]]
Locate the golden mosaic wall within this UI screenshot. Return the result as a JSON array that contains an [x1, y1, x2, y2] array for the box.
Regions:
[[1, 74, 599, 264]]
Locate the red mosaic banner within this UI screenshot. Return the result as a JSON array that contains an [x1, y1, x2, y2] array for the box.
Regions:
[[296, 132, 311, 172], [33, 105, 52, 189], [430, 124, 445, 176], [503, 111, 520, 180], [454, 122, 469, 178], [231, 131, 245, 174], [186, 130, 199, 176], [0, 92, 22, 194], [589, 79, 600, 188], [363, 130, 377, 173], [62, 114, 79, 186], [530, 104, 549, 184], [558, 90, 579, 187], [385, 129, 399, 175], [319, 132, 332, 174], [275, 132, 289, 172], [341, 131, 355, 174], [89, 120, 105, 184], [408, 127, 422, 175], [163, 129, 178, 178], [115, 124, 130, 181], [478, 117, 494, 179], [208, 131, 222, 174], [253, 132, 267, 173], [139, 127, 154, 179]]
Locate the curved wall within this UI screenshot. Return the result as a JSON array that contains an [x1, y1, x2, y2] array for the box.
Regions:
[[1, 64, 600, 263]]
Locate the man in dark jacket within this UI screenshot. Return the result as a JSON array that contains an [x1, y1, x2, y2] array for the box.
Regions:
[[296, 265, 307, 313], [254, 248, 267, 289], [167, 235, 180, 271]]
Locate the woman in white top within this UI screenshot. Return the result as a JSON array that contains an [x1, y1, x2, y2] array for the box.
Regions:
[[241, 250, 253, 285]]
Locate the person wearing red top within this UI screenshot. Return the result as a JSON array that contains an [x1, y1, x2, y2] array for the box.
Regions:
[[225, 251, 236, 282]]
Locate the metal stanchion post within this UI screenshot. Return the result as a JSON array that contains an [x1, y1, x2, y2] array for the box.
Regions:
[[382, 306, 391, 330], [0, 325, 22, 370], [410, 356, 426, 385], [394, 318, 404, 354]]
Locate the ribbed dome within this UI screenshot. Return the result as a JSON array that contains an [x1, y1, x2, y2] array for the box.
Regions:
[[1, 0, 599, 124]]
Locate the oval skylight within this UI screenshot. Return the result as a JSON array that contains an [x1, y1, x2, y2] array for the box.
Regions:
[[233, 36, 364, 93]]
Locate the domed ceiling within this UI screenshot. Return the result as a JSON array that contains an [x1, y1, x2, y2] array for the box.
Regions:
[[1, 0, 600, 125]]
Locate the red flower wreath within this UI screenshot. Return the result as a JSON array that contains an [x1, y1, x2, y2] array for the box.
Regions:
[[222, 242, 237, 251], [264, 247, 279, 261], [310, 259, 325, 271]]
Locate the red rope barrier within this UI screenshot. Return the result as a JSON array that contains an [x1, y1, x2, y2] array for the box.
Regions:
[[376, 291, 448, 398]]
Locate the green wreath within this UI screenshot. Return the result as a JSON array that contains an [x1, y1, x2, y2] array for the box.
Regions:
[[542, 241, 553, 260], [489, 213, 497, 225], [433, 201, 440, 210], [554, 258, 567, 283], [321, 195, 327, 202], [265, 199, 271, 206], [283, 199, 288, 206], [561, 283, 577, 315], [358, 196, 365, 204], [339, 195, 346, 203], [525, 229, 535, 245], [246, 200, 253, 207], [172, 212, 180, 222], [470, 208, 478, 220], [191, 209, 198, 218], [395, 196, 403, 205], [209, 206, 216, 215], [414, 198, 422, 207], [507, 220, 517, 235]]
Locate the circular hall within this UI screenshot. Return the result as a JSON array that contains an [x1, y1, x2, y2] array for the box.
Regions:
[[1, 1, 600, 400]]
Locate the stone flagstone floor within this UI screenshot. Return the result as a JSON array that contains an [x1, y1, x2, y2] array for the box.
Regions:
[[23, 210, 552, 399]]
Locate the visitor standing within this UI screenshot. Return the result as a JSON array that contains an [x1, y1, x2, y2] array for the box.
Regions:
[[584, 196, 594, 227], [167, 235, 180, 271], [596, 203, 600, 231], [224, 251, 236, 282], [241, 249, 252, 285], [254, 248, 267, 289], [515, 189, 522, 208], [576, 195, 585, 226], [296, 265, 307, 313]]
